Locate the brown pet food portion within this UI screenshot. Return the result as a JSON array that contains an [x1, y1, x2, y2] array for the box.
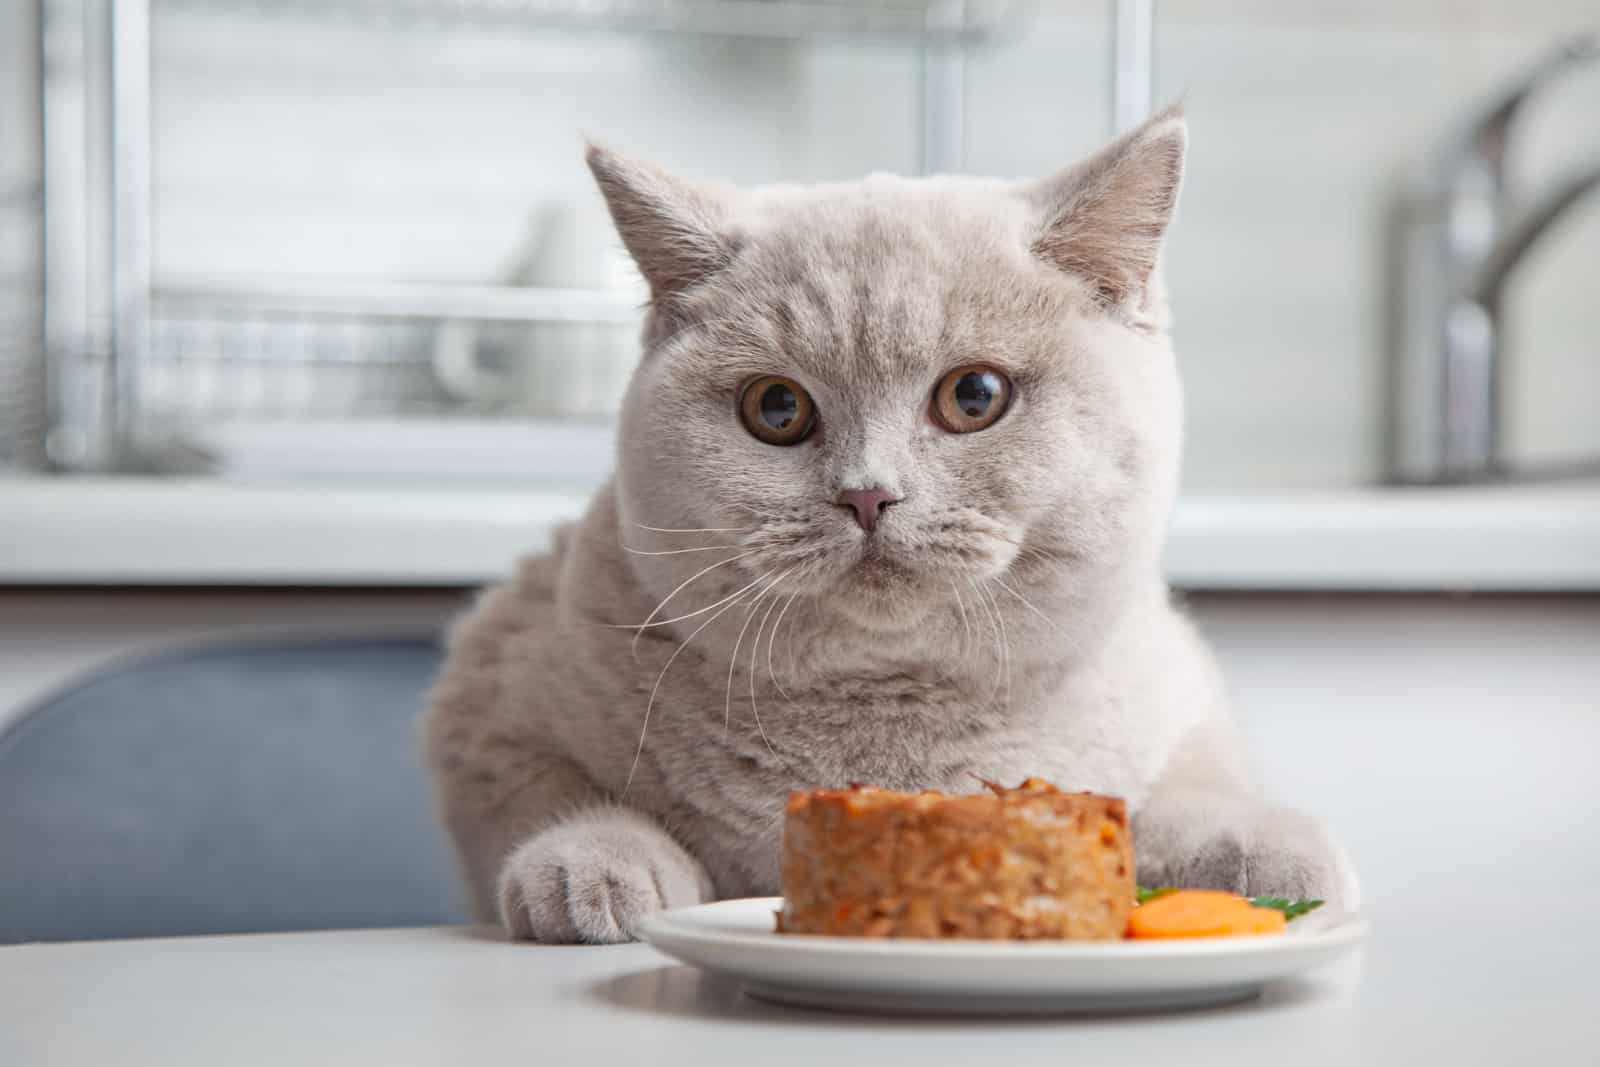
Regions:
[[777, 777, 1134, 940]]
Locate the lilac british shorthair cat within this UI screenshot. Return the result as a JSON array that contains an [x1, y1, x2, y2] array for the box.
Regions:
[[422, 105, 1355, 943]]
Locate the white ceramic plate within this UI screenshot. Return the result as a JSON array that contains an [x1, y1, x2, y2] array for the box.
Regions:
[[639, 897, 1366, 1016]]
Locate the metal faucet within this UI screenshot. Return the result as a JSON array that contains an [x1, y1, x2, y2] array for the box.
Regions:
[[1388, 34, 1600, 484]]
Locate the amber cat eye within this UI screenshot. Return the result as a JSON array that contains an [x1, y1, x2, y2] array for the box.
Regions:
[[932, 365, 1011, 433], [739, 375, 816, 446]]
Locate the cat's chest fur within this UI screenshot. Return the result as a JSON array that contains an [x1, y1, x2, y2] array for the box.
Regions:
[[494, 493, 1219, 897], [628, 640, 1182, 896]]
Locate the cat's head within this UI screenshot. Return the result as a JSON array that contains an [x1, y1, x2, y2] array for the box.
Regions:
[[595, 108, 1187, 632]]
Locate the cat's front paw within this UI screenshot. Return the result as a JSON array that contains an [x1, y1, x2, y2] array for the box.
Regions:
[[497, 810, 712, 944], [1139, 805, 1350, 909]]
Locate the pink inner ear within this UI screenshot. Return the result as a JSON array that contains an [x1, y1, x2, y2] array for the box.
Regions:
[[1028, 111, 1186, 313], [586, 144, 734, 303]]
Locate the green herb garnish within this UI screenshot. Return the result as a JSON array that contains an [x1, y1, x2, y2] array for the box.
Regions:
[[1247, 896, 1325, 920], [1135, 885, 1177, 904]]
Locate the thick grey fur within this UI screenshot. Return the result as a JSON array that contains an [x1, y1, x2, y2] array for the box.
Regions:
[[422, 106, 1356, 943]]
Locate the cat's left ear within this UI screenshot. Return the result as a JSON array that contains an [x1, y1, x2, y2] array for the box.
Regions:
[[586, 145, 735, 304], [1023, 103, 1186, 314]]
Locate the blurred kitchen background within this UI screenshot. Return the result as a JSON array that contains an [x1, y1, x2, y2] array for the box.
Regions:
[[0, 2, 1597, 945], [3, 0, 1598, 487]]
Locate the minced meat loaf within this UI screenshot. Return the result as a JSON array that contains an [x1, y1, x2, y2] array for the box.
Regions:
[[776, 777, 1133, 939]]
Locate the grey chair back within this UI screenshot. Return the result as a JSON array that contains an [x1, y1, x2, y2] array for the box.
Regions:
[[0, 638, 467, 943]]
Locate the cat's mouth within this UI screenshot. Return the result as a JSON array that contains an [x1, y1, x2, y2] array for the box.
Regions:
[[736, 507, 1023, 604], [833, 531, 1011, 604]]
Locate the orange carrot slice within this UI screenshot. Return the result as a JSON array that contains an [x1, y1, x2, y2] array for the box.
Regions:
[[1126, 889, 1287, 939], [1242, 906, 1289, 935]]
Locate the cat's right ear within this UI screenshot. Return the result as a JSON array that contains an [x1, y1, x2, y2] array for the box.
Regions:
[[1022, 104, 1187, 317], [585, 145, 734, 303]]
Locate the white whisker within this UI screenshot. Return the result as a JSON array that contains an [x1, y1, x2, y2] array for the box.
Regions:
[[992, 577, 1058, 631], [725, 571, 788, 731], [599, 549, 758, 658], [1019, 543, 1072, 569], [632, 523, 753, 534], [968, 577, 1006, 710], [786, 595, 816, 684], [748, 580, 786, 757], [623, 544, 741, 556], [972, 585, 1011, 710], [607, 570, 771, 668], [766, 589, 802, 703], [622, 583, 752, 797], [949, 580, 973, 657], [610, 571, 768, 636]]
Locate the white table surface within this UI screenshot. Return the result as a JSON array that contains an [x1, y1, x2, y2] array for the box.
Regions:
[[1, 916, 1592, 1067]]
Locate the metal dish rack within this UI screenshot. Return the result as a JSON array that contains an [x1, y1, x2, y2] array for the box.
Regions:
[[17, 0, 1153, 478], [21, 0, 1026, 476]]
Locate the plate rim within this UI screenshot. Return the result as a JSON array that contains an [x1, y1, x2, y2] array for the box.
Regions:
[[640, 896, 1369, 960]]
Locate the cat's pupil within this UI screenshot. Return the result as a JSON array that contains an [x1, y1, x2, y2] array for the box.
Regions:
[[955, 371, 998, 418], [760, 383, 799, 430]]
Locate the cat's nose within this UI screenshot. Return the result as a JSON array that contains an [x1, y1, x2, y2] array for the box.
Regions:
[[836, 487, 901, 532]]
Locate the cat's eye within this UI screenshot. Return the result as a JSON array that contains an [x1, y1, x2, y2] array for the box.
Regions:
[[932, 365, 1011, 433], [739, 375, 816, 446]]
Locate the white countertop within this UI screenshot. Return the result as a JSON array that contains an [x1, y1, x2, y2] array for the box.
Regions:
[[3, 476, 1599, 591], [0, 915, 1588, 1067]]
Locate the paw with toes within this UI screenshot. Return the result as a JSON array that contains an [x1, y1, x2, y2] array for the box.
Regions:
[[497, 812, 711, 944], [1138, 804, 1352, 910]]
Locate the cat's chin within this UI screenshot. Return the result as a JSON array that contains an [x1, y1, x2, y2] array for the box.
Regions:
[[827, 591, 929, 632], [849, 548, 919, 587], [820, 553, 954, 631]]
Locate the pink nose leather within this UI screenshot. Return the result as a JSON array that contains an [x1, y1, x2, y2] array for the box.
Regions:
[[836, 487, 901, 532]]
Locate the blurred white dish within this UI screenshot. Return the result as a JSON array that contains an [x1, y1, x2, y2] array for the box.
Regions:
[[639, 896, 1366, 1016], [432, 195, 644, 416]]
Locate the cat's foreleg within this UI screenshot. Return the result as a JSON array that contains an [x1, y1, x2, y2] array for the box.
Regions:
[[1132, 726, 1359, 911], [495, 801, 715, 944], [432, 746, 713, 943]]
